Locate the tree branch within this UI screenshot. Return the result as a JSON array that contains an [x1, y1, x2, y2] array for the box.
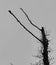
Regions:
[[20, 8, 41, 31], [8, 10, 42, 43]]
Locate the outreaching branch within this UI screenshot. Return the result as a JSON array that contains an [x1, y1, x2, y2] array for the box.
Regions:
[[20, 8, 41, 31], [8, 10, 42, 43], [8, 8, 55, 65]]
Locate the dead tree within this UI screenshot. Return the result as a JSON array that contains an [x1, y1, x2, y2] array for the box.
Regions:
[[8, 8, 55, 65]]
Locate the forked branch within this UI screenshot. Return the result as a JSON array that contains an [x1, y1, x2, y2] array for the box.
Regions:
[[8, 10, 42, 43]]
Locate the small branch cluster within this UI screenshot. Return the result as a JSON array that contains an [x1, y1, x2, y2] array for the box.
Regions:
[[8, 8, 55, 65]]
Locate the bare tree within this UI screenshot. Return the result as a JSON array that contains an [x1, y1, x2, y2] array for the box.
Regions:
[[8, 8, 55, 65]]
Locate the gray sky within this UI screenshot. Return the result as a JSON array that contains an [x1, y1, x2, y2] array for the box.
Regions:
[[0, 0, 56, 65]]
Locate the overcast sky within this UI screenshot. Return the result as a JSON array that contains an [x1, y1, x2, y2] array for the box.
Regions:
[[0, 0, 56, 65]]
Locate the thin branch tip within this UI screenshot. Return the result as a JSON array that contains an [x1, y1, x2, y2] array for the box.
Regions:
[[8, 10, 11, 12], [8, 10, 12, 14], [20, 8, 23, 10]]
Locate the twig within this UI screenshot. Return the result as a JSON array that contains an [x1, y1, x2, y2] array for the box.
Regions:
[[20, 8, 41, 31], [8, 10, 42, 43]]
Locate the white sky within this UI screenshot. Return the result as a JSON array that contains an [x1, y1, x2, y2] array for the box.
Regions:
[[0, 0, 56, 65]]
